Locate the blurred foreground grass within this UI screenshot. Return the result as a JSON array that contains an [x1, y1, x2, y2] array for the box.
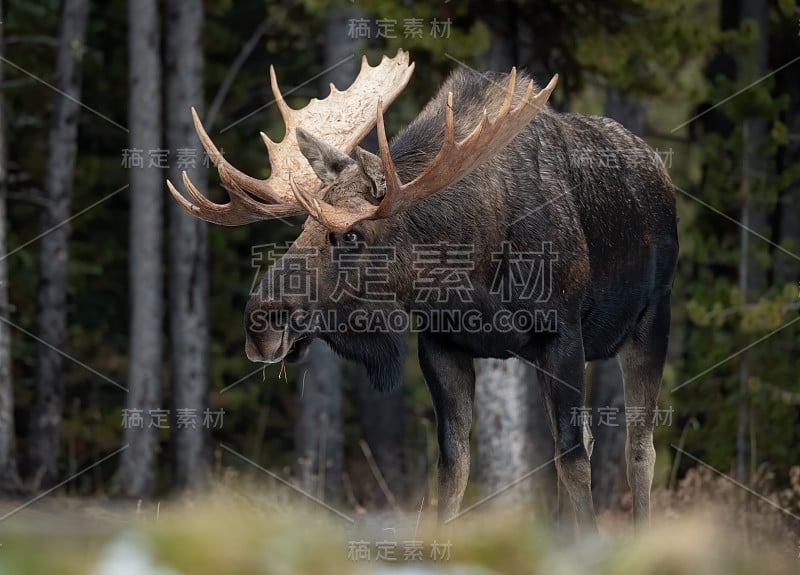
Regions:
[[0, 484, 798, 575]]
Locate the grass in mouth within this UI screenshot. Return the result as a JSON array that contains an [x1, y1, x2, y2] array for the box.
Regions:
[[262, 361, 287, 383]]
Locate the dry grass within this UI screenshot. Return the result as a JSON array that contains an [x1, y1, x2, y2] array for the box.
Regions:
[[0, 469, 798, 574]]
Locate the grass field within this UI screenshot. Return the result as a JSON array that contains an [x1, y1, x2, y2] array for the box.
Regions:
[[0, 470, 798, 575]]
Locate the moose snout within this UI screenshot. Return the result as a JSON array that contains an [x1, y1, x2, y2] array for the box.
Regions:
[[244, 323, 283, 364], [244, 333, 281, 364], [244, 302, 286, 363], [244, 298, 314, 363]]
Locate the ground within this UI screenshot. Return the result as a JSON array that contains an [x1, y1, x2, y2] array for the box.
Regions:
[[0, 470, 798, 575]]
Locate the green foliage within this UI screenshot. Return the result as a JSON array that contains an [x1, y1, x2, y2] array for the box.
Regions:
[[669, 8, 800, 483], [573, 0, 714, 95]]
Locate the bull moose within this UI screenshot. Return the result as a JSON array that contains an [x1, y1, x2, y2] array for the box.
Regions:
[[167, 50, 678, 530]]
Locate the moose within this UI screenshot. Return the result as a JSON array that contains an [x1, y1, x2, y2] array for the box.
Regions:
[[167, 50, 678, 530]]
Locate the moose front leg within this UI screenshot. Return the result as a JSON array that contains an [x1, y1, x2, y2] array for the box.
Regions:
[[418, 332, 475, 522]]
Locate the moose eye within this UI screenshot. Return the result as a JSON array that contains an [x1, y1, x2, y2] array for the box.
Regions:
[[342, 230, 360, 243]]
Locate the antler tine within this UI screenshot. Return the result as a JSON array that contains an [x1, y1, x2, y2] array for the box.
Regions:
[[191, 108, 296, 205], [444, 92, 457, 147], [167, 171, 306, 226], [377, 97, 403, 205], [180, 170, 225, 211], [167, 178, 202, 216], [499, 67, 517, 117], [289, 175, 321, 219], [269, 65, 296, 132], [191, 108, 221, 165]]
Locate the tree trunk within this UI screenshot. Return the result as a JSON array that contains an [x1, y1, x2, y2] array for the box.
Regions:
[[588, 86, 647, 511], [737, 123, 752, 484], [166, 0, 209, 491], [295, 340, 343, 503], [472, 10, 556, 514], [28, 0, 89, 488], [117, 0, 162, 497], [736, 0, 769, 484], [475, 358, 532, 506], [775, 63, 799, 284], [482, 1, 515, 71], [0, 0, 20, 494]]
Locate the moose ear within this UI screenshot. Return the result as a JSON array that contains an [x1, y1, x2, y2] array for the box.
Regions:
[[296, 128, 353, 184], [355, 147, 387, 199]]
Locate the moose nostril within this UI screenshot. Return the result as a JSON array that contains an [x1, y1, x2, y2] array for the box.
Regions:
[[244, 333, 264, 362]]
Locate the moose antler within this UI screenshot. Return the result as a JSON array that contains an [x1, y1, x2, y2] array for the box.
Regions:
[[293, 69, 559, 232], [167, 50, 415, 226]]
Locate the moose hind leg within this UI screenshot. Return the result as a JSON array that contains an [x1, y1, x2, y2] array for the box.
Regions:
[[536, 330, 597, 532], [619, 294, 670, 528], [418, 333, 475, 522]]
